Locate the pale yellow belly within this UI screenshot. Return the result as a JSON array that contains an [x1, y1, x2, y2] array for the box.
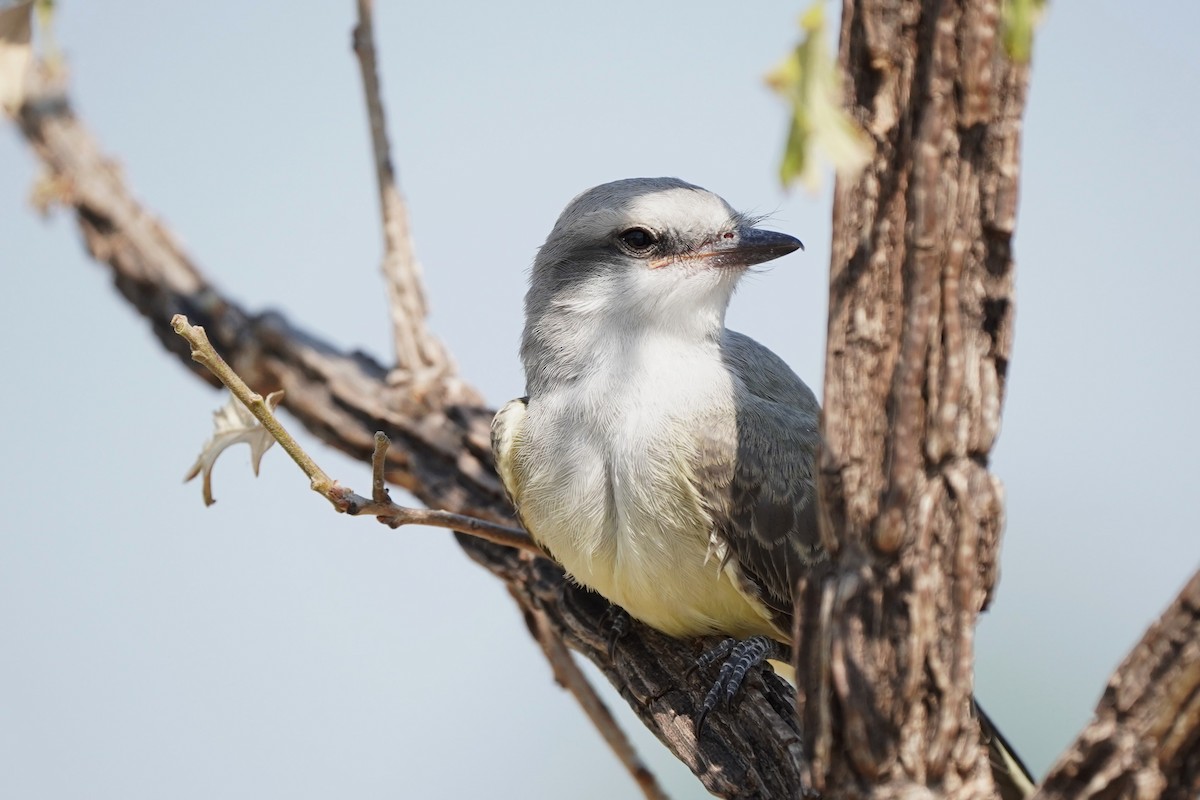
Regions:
[[507, 374, 783, 643], [524, 486, 782, 642], [598, 553, 781, 641]]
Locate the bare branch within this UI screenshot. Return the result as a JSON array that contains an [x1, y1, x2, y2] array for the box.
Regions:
[[352, 0, 450, 384], [529, 610, 672, 800], [1035, 567, 1200, 800], [369, 430, 391, 502], [172, 314, 541, 554]]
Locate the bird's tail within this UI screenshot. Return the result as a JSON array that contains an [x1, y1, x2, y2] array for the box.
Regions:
[[975, 700, 1037, 800]]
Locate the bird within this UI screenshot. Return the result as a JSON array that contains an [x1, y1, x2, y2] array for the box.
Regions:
[[492, 177, 1033, 799]]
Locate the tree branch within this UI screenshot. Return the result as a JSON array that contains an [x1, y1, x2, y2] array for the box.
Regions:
[[352, 0, 451, 385], [171, 314, 541, 553], [528, 609, 672, 800], [796, 1, 1030, 798], [11, 62, 804, 800], [1035, 567, 1200, 800]]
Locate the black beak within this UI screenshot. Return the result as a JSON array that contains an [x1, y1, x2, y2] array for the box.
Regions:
[[647, 225, 804, 270], [704, 226, 804, 269]]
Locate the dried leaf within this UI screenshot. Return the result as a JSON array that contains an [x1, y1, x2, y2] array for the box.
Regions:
[[0, 0, 35, 113], [184, 391, 284, 506], [766, 1, 873, 192]]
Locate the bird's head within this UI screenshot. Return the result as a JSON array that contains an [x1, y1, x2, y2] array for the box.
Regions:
[[526, 178, 802, 339], [520, 178, 802, 392]]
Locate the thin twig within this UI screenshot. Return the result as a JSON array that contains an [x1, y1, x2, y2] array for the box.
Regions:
[[171, 314, 542, 555], [171, 314, 336, 495], [369, 504, 541, 553], [371, 431, 390, 502], [530, 610, 671, 800], [352, 0, 448, 382]]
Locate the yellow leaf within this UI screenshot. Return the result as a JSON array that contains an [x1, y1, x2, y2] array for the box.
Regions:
[[1001, 0, 1046, 63], [766, 0, 873, 192]]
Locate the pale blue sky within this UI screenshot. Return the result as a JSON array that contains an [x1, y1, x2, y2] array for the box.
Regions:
[[2, 2, 1198, 798]]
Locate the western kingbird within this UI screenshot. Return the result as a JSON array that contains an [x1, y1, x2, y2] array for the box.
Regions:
[[493, 177, 1032, 798]]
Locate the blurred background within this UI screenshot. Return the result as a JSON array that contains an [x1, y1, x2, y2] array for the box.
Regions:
[[2, 1, 1197, 797]]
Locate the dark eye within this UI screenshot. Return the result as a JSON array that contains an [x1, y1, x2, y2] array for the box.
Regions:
[[618, 227, 657, 254]]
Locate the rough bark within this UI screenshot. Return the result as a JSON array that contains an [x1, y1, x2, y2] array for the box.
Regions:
[[1034, 570, 1200, 800], [794, 1, 1028, 798]]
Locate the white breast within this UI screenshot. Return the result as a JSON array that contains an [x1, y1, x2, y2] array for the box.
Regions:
[[513, 335, 778, 640]]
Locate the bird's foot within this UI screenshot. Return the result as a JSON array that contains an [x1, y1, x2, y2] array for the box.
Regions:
[[602, 605, 632, 661], [693, 635, 783, 732]]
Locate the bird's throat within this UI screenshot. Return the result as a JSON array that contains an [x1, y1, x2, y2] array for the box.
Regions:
[[522, 292, 728, 399]]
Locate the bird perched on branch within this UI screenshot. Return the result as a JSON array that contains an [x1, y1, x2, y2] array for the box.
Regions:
[[492, 177, 1032, 799]]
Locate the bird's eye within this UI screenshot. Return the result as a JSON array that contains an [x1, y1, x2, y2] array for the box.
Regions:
[[618, 227, 657, 254]]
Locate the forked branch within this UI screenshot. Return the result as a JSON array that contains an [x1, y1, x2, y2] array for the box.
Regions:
[[171, 313, 540, 555]]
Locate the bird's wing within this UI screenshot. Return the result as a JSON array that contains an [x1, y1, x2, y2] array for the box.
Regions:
[[711, 335, 1038, 798], [695, 330, 826, 635], [491, 396, 530, 513]]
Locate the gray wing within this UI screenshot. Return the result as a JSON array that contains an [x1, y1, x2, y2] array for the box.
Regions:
[[697, 330, 826, 634]]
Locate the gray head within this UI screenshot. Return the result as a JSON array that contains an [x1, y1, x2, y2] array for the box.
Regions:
[[522, 177, 802, 391]]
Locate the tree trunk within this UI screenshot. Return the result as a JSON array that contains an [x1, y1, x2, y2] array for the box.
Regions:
[[794, 1, 1029, 797]]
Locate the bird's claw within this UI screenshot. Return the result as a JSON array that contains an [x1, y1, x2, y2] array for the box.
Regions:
[[602, 605, 631, 661], [693, 635, 774, 733]]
